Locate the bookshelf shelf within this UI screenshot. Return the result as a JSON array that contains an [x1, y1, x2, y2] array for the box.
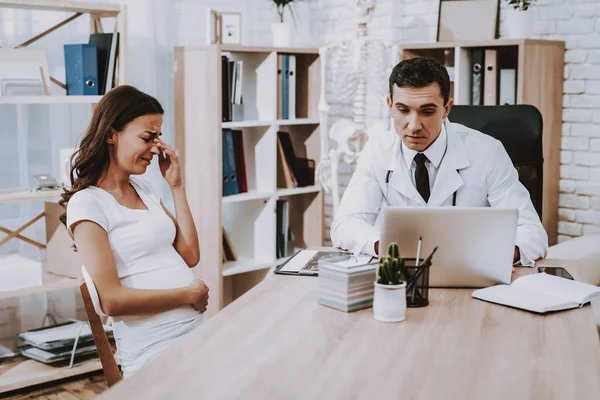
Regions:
[[0, 95, 103, 105], [222, 257, 272, 277], [0, 273, 81, 301], [175, 45, 323, 313], [276, 185, 321, 197], [0, 356, 102, 394], [0, 0, 120, 16], [220, 44, 319, 54], [275, 118, 320, 126], [221, 120, 273, 129], [221, 118, 320, 129], [222, 191, 273, 204], [0, 189, 62, 203]]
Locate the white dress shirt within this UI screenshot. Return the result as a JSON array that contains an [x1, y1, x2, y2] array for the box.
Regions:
[[361, 124, 447, 254], [401, 122, 447, 192]]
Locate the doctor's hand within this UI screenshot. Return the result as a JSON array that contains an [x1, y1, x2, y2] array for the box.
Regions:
[[187, 279, 209, 313]]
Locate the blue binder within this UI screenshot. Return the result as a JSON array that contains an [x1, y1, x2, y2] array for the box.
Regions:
[[222, 129, 239, 197], [64, 44, 99, 95], [282, 55, 289, 120]]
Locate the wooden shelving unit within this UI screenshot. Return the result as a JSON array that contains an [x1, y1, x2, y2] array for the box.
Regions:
[[0, 0, 128, 393], [0, 356, 101, 394], [400, 39, 564, 245], [174, 45, 323, 314]]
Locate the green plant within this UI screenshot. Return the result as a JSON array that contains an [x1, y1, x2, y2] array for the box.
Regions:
[[271, 0, 301, 24], [376, 242, 406, 285], [505, 0, 536, 11]]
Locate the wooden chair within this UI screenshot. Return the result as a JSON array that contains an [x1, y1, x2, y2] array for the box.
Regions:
[[80, 267, 122, 387]]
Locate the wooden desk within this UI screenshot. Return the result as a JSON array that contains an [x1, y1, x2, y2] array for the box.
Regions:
[[100, 260, 600, 399]]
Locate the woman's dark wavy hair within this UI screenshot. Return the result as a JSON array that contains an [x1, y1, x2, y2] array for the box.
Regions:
[[59, 85, 164, 225]]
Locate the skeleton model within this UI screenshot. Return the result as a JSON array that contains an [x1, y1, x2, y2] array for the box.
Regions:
[[316, 0, 400, 217]]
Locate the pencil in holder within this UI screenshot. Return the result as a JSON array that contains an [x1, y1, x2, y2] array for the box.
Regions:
[[402, 257, 431, 308]]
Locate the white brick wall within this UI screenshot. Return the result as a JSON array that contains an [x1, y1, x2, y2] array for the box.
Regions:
[[523, 0, 600, 240]]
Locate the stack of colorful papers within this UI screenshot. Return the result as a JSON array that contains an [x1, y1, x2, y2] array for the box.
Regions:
[[318, 255, 377, 312]]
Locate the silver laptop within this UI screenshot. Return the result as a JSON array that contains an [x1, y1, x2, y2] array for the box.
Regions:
[[380, 207, 518, 288]]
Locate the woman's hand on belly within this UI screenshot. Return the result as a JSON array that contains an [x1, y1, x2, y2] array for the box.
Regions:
[[186, 279, 209, 313]]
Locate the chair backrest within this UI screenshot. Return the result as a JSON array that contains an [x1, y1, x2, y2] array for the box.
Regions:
[[448, 105, 544, 219], [79, 267, 122, 387]]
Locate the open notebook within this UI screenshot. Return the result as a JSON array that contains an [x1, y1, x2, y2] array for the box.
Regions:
[[472, 272, 600, 313]]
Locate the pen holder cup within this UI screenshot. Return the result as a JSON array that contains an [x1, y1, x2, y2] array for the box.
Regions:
[[402, 258, 431, 308]]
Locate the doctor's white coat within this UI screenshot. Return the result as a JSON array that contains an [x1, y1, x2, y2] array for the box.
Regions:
[[330, 119, 548, 266]]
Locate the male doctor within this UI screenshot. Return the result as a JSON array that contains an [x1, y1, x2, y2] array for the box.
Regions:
[[330, 57, 548, 266]]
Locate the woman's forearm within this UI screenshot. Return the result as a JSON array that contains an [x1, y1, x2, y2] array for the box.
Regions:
[[101, 286, 191, 316], [171, 185, 200, 266]]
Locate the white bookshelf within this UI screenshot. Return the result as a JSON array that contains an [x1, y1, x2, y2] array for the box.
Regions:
[[175, 45, 323, 313]]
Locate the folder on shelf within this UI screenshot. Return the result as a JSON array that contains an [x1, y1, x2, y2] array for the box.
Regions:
[[277, 55, 283, 120], [64, 44, 98, 96], [499, 68, 516, 105], [288, 55, 296, 120], [282, 55, 289, 120], [231, 130, 247, 193], [471, 48, 484, 106], [222, 128, 238, 197], [222, 55, 232, 122], [483, 49, 498, 105]]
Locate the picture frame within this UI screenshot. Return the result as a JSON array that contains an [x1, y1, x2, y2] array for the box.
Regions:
[[207, 10, 242, 45], [436, 0, 499, 42], [220, 12, 242, 44]]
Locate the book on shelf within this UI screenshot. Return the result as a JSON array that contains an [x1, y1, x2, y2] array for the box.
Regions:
[[231, 130, 248, 194], [221, 54, 244, 122], [275, 199, 291, 258], [276, 131, 316, 189], [472, 272, 600, 314], [88, 33, 119, 95], [222, 227, 238, 263]]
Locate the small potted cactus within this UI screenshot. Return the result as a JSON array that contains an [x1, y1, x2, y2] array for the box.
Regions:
[[373, 242, 408, 322]]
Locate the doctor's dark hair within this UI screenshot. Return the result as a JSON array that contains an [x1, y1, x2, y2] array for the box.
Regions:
[[389, 57, 451, 104], [58, 85, 164, 225]]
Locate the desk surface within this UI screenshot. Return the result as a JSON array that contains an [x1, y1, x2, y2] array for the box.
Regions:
[[101, 259, 600, 399]]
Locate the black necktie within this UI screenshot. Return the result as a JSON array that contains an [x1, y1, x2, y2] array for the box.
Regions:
[[414, 153, 430, 203]]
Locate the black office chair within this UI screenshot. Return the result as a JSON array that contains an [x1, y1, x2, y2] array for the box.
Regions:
[[448, 105, 543, 219]]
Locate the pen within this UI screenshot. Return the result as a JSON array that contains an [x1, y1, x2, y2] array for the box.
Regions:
[[415, 236, 422, 266]]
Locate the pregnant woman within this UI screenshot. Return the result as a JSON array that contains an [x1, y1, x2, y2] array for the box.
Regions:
[[60, 85, 209, 377]]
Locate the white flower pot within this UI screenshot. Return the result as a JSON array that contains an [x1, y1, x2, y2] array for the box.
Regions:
[[373, 282, 407, 323], [271, 22, 293, 48], [505, 8, 532, 39]]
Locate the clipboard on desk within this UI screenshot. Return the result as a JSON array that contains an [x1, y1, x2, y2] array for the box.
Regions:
[[274, 249, 373, 276]]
